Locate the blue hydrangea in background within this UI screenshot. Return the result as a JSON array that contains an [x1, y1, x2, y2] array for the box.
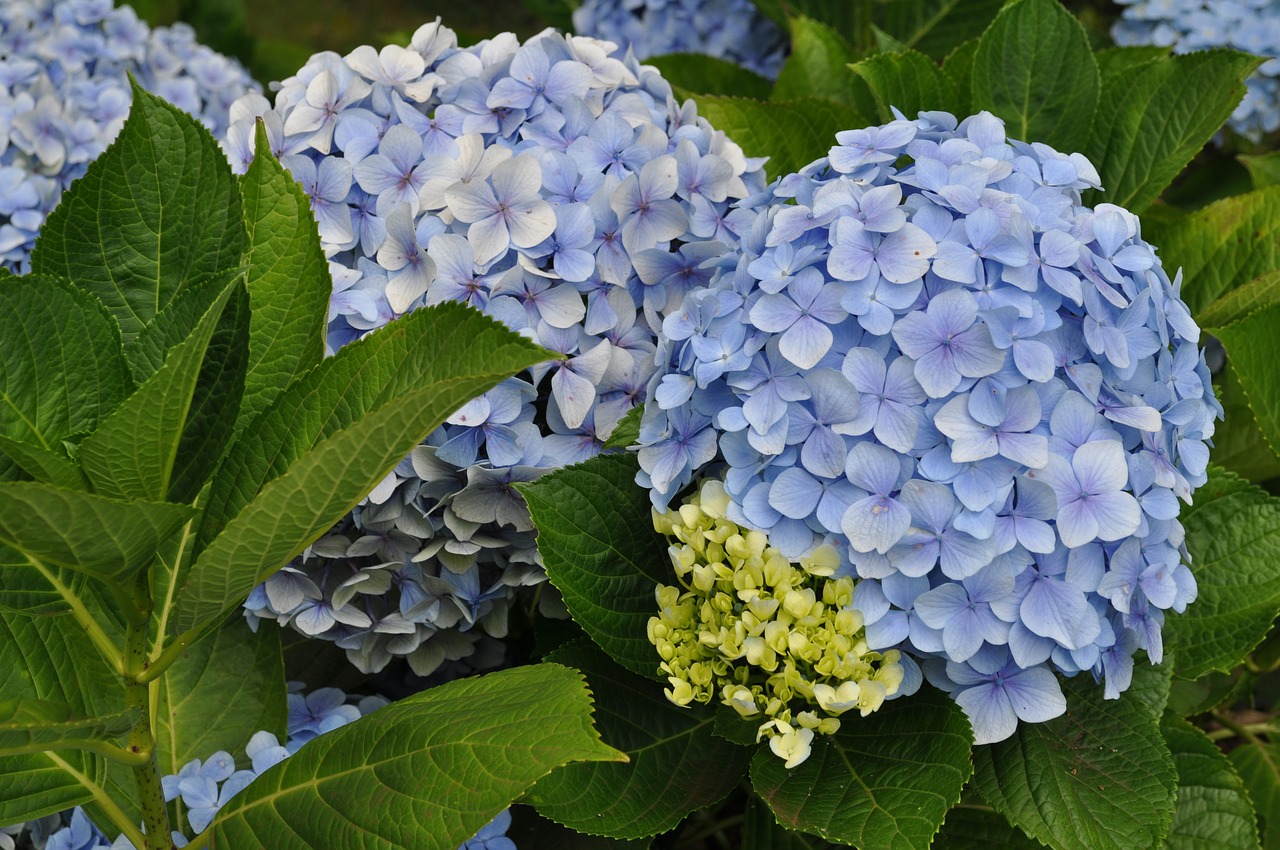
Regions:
[[0, 0, 260, 272], [637, 109, 1219, 743], [226, 20, 768, 678], [572, 0, 788, 79], [1112, 0, 1280, 140]]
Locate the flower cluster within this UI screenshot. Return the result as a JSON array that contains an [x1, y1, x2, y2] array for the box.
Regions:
[[1112, 0, 1280, 140], [0, 0, 260, 271], [637, 110, 1218, 743], [228, 20, 768, 677], [650, 478, 909, 766], [571, 0, 788, 79]]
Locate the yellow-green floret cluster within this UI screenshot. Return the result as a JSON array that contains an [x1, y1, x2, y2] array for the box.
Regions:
[[647, 479, 905, 768]]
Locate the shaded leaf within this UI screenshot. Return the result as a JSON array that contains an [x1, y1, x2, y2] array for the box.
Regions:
[[874, 0, 1004, 59], [933, 806, 1044, 850], [0, 700, 136, 755], [742, 796, 844, 850], [1242, 151, 1280, 189], [851, 48, 959, 122], [772, 17, 875, 113], [646, 53, 771, 99], [1161, 714, 1260, 850], [0, 436, 84, 490], [1230, 741, 1280, 850]]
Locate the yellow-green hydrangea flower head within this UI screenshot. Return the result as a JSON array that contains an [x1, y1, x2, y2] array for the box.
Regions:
[[648, 479, 904, 767]]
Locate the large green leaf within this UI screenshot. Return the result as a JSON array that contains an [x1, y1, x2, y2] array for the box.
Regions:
[[0, 482, 192, 582], [691, 96, 869, 181], [1161, 714, 1260, 850], [0, 542, 88, 615], [648, 54, 771, 99], [0, 275, 131, 474], [1085, 50, 1260, 212], [972, 670, 1176, 850], [772, 17, 875, 113], [742, 796, 843, 850], [1143, 188, 1280, 316], [1164, 468, 1280, 678], [970, 0, 1098, 153], [0, 613, 121, 823], [29, 80, 246, 343], [1230, 741, 1280, 850], [236, 121, 330, 431], [170, 303, 553, 639], [1211, 363, 1280, 482], [205, 663, 624, 850], [1204, 288, 1280, 464], [77, 273, 244, 503], [751, 686, 973, 850], [155, 619, 286, 835], [0, 700, 135, 755], [527, 641, 751, 838], [518, 452, 671, 679], [932, 806, 1043, 850], [874, 0, 1004, 60], [851, 48, 959, 122], [0, 436, 85, 490]]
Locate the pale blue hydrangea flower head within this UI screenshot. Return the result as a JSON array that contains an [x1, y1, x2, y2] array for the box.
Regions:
[[228, 20, 768, 677], [637, 109, 1219, 743], [1112, 0, 1280, 140], [0, 0, 260, 271], [572, 0, 788, 79]]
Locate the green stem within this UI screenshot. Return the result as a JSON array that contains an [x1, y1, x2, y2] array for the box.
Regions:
[[138, 627, 196, 684], [1213, 710, 1266, 746], [122, 575, 172, 850], [46, 751, 148, 850], [1, 739, 151, 767], [1207, 721, 1280, 742]]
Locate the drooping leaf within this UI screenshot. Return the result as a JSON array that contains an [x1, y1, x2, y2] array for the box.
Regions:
[[518, 452, 671, 679], [970, 0, 1098, 153], [972, 669, 1176, 850], [1164, 467, 1280, 678], [752, 686, 973, 850], [742, 796, 844, 850], [1085, 50, 1260, 212], [0, 700, 136, 755], [932, 806, 1043, 850], [690, 96, 870, 181], [527, 641, 751, 838], [0, 275, 131, 473], [647, 53, 772, 99], [1161, 714, 1260, 850], [205, 664, 625, 850], [0, 482, 192, 582], [236, 120, 330, 430], [1230, 741, 1280, 850], [77, 273, 244, 503], [30, 80, 246, 343], [772, 17, 874, 113], [1143, 187, 1280, 316], [170, 303, 553, 639], [851, 48, 959, 122], [1198, 268, 1280, 330]]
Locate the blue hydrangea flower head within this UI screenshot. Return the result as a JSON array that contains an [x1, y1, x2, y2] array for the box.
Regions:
[[1112, 0, 1280, 140], [0, 0, 260, 271], [229, 20, 768, 677], [572, 0, 788, 79], [637, 109, 1220, 743]]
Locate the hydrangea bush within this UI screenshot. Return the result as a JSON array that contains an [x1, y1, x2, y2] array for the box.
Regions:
[[226, 19, 768, 678], [0, 0, 259, 271], [571, 0, 788, 79], [1112, 0, 1280, 140]]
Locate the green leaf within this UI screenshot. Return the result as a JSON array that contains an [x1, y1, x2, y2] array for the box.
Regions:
[[1212, 316, 1280, 464], [1085, 50, 1260, 212], [171, 303, 553, 639], [850, 48, 959, 122], [205, 663, 625, 850], [155, 619, 286, 833], [969, 0, 1099, 152], [0, 436, 84, 489], [601, 405, 642, 450], [1211, 362, 1280, 482], [1143, 188, 1280, 316], [1229, 741, 1280, 850], [78, 273, 244, 502], [645, 53, 771, 99], [1199, 268, 1280, 330], [0, 700, 136, 755], [742, 796, 843, 850], [1095, 45, 1170, 84], [236, 121, 330, 430], [1161, 714, 1260, 850], [0, 613, 121, 823], [933, 806, 1044, 849], [0, 275, 131, 471], [1242, 152, 1280, 189], [751, 686, 973, 850], [1164, 467, 1280, 678], [517, 453, 670, 679], [972, 671, 1176, 850], [874, 0, 1004, 59], [0, 482, 193, 582], [30, 80, 246, 343], [527, 641, 751, 838], [714, 703, 763, 746], [772, 17, 875, 113], [690, 96, 871, 181], [942, 39, 979, 115], [0, 542, 87, 615]]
